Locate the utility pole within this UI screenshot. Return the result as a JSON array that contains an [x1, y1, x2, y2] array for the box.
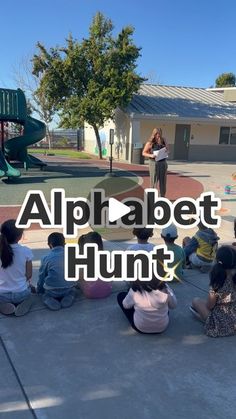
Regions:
[[106, 128, 116, 177]]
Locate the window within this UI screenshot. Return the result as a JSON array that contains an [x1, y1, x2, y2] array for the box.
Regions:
[[219, 127, 236, 145], [230, 127, 236, 145]]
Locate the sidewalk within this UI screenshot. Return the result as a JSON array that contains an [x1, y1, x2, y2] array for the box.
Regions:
[[0, 160, 236, 419]]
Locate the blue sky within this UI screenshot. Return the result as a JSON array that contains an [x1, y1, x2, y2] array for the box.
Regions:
[[1, 0, 236, 89]]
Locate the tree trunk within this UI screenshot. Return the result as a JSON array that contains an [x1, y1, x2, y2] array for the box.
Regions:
[[46, 124, 51, 149], [93, 124, 102, 159]]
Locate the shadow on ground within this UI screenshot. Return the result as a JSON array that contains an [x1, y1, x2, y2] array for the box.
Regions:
[[0, 267, 236, 419]]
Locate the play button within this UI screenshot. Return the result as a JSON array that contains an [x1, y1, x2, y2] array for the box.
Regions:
[[86, 173, 145, 242], [108, 197, 131, 222]]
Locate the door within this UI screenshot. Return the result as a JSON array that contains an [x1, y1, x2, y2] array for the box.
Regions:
[[174, 124, 191, 160]]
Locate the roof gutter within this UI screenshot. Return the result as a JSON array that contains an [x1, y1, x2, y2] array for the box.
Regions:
[[129, 112, 236, 125]]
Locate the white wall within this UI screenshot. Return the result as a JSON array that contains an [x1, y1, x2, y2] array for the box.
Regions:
[[188, 123, 236, 161], [83, 123, 96, 154], [189, 124, 220, 146], [83, 120, 116, 156], [114, 109, 130, 161]]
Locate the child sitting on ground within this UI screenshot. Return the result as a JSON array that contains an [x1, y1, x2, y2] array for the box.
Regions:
[[78, 232, 112, 299], [127, 227, 154, 251], [37, 232, 75, 310], [183, 221, 219, 272], [0, 219, 34, 316], [117, 276, 177, 334], [161, 224, 185, 281], [190, 245, 236, 337], [233, 219, 236, 246]]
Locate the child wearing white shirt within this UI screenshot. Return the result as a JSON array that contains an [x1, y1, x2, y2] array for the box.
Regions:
[[0, 219, 33, 316], [127, 227, 154, 252]]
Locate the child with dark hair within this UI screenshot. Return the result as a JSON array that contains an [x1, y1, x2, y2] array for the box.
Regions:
[[183, 221, 219, 272], [190, 246, 236, 337], [161, 224, 185, 281], [233, 219, 236, 246], [117, 276, 177, 334], [37, 232, 75, 310], [127, 227, 154, 252], [0, 219, 33, 316], [78, 231, 112, 298]]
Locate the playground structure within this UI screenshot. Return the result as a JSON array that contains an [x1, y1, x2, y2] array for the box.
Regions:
[[224, 172, 236, 194], [0, 88, 46, 179]]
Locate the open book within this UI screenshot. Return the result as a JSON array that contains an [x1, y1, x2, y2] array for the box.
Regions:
[[153, 147, 168, 161]]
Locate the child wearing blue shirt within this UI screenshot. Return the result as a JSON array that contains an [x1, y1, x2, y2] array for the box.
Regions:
[[37, 232, 75, 310]]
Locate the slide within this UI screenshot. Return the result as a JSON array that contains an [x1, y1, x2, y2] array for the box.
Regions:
[[0, 150, 7, 177], [5, 116, 47, 170], [0, 150, 21, 178], [0, 88, 47, 179]]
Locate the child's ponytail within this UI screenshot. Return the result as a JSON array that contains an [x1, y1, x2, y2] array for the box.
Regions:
[[0, 232, 14, 268], [0, 219, 23, 269], [132, 276, 166, 293], [210, 261, 226, 291], [78, 231, 103, 252]]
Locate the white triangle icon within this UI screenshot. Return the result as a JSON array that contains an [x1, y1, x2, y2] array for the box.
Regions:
[[108, 198, 131, 222], [31, 202, 39, 213]]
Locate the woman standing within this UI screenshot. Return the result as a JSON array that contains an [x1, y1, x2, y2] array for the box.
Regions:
[[142, 128, 168, 197]]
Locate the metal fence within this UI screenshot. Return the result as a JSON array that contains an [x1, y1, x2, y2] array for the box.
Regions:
[[33, 128, 84, 150]]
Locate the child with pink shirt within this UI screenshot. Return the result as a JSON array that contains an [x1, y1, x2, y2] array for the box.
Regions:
[[78, 232, 112, 299], [117, 277, 177, 334]]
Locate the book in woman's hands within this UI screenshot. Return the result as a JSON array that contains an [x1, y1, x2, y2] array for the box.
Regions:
[[153, 148, 168, 161]]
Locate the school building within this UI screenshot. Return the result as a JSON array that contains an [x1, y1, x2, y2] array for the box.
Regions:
[[83, 84, 236, 163]]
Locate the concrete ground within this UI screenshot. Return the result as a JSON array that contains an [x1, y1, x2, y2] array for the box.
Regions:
[[0, 160, 236, 419]]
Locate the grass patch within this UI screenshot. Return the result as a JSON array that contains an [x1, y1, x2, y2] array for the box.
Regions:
[[28, 148, 92, 159]]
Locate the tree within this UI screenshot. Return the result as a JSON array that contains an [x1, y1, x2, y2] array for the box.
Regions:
[[12, 56, 58, 148], [215, 72, 236, 87], [32, 12, 145, 158]]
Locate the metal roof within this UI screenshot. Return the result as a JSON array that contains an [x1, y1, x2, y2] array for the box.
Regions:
[[126, 84, 236, 121]]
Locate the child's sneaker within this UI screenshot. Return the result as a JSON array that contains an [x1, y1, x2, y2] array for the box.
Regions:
[[0, 302, 16, 315], [61, 294, 75, 309], [15, 296, 33, 317], [43, 296, 61, 311], [200, 265, 211, 274]]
